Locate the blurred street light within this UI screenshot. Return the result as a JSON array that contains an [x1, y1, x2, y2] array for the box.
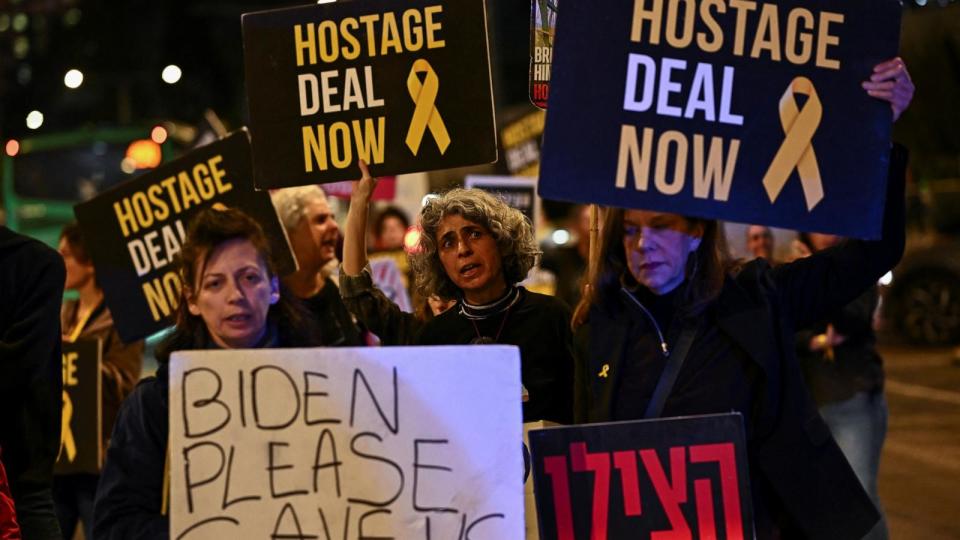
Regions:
[[151, 125, 168, 144], [120, 157, 137, 174], [12, 13, 27, 32], [404, 226, 422, 253], [13, 36, 29, 58], [162, 64, 182, 84], [551, 229, 571, 245], [64, 69, 84, 89], [63, 8, 81, 27], [126, 139, 162, 169], [26, 110, 43, 130]]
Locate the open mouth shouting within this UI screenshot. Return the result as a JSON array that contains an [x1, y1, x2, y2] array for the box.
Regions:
[[460, 262, 482, 279]]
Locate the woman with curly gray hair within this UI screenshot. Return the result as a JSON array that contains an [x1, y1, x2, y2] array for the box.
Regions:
[[410, 188, 540, 303], [340, 162, 574, 424]]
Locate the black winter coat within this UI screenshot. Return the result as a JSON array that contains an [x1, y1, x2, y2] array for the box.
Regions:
[[93, 320, 319, 540], [574, 145, 907, 539], [92, 363, 169, 540], [0, 227, 65, 540]]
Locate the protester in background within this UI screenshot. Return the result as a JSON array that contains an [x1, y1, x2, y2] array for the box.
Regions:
[[745, 224, 775, 261], [271, 186, 363, 346], [368, 205, 415, 308], [341, 162, 574, 423], [55, 223, 143, 540], [0, 226, 65, 539], [93, 208, 322, 539], [571, 58, 912, 538], [371, 206, 410, 252], [795, 231, 891, 540], [540, 204, 590, 309]]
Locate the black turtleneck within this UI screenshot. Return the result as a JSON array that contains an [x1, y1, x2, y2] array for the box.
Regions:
[[418, 287, 575, 424]]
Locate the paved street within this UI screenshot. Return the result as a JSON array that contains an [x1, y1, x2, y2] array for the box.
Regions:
[[879, 345, 960, 539]]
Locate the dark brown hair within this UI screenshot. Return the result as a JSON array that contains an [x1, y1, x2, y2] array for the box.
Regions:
[[572, 208, 733, 329], [373, 206, 410, 239], [157, 207, 320, 362]]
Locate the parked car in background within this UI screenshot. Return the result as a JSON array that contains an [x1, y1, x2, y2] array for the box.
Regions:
[[882, 179, 960, 345]]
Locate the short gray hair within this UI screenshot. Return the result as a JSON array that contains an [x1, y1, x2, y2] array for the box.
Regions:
[[271, 185, 329, 232], [409, 188, 540, 299]]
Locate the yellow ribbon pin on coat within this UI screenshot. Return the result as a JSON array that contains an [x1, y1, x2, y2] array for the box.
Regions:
[[762, 77, 824, 211], [405, 59, 451, 156], [598, 364, 610, 378]]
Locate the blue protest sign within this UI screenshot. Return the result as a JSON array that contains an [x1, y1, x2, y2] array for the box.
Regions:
[[538, 0, 901, 239]]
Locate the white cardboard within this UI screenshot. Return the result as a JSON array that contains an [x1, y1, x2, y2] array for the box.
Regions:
[[169, 345, 524, 539]]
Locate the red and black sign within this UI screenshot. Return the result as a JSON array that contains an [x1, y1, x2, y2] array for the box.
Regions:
[[529, 413, 753, 539]]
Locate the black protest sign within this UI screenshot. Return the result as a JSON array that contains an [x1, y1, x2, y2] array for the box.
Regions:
[[74, 131, 295, 343], [466, 175, 539, 224], [529, 413, 753, 539], [501, 110, 545, 178], [56, 339, 102, 475], [242, 0, 497, 188], [538, 0, 901, 239]]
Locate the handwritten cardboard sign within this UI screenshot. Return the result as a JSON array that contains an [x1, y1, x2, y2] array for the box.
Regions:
[[168, 346, 524, 539], [242, 0, 498, 188], [529, 413, 753, 539], [73, 131, 295, 343], [538, 0, 901, 238], [56, 339, 102, 475]]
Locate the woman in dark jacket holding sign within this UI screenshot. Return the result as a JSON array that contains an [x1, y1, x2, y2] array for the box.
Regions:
[[572, 58, 912, 538], [93, 208, 320, 539]]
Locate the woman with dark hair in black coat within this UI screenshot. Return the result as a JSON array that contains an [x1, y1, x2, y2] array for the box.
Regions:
[[572, 58, 913, 538], [92, 208, 321, 540]]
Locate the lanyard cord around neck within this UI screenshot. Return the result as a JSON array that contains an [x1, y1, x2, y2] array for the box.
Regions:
[[65, 300, 104, 343]]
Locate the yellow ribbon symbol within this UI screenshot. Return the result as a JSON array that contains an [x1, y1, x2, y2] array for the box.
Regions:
[[762, 77, 825, 211], [405, 59, 451, 156], [60, 390, 77, 463], [598, 364, 610, 378]]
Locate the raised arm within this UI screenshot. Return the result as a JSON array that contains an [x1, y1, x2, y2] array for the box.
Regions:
[[339, 161, 425, 344], [773, 58, 912, 329], [342, 160, 377, 277]]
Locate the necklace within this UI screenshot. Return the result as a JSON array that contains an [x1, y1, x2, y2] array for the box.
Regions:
[[469, 305, 512, 345], [460, 286, 521, 320]]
